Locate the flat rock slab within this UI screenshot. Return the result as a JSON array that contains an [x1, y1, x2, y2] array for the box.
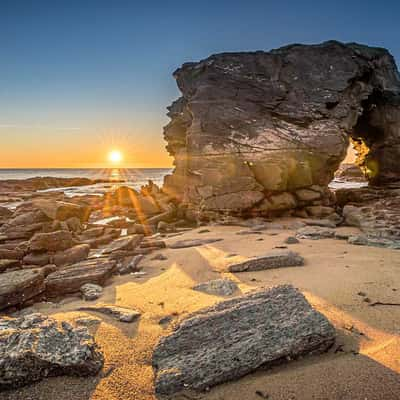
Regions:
[[102, 234, 143, 254], [0, 313, 103, 390], [0, 269, 45, 310], [168, 238, 223, 249], [296, 226, 335, 240], [152, 285, 335, 396], [228, 250, 304, 272], [45, 259, 116, 296], [78, 304, 141, 322], [193, 279, 238, 296]]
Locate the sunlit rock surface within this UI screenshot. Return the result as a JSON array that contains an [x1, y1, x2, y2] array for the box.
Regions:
[[163, 41, 400, 215], [152, 285, 335, 396]]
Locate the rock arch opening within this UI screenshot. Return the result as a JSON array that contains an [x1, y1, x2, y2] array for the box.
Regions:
[[348, 90, 387, 184]]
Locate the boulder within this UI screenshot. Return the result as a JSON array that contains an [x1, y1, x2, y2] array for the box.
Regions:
[[45, 259, 116, 296], [29, 230, 74, 252], [33, 199, 90, 222], [228, 250, 304, 272], [284, 236, 300, 244], [109, 186, 161, 215], [52, 244, 90, 266], [152, 285, 335, 396], [80, 283, 103, 301], [193, 279, 238, 296], [0, 313, 103, 389], [163, 41, 400, 215], [305, 206, 336, 218], [0, 269, 45, 310]]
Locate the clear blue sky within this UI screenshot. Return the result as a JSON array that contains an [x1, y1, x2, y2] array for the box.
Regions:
[[1, 0, 399, 167]]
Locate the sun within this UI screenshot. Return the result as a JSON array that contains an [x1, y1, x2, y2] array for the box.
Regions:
[[108, 150, 123, 164]]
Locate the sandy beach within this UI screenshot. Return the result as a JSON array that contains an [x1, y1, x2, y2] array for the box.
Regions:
[[2, 222, 399, 400]]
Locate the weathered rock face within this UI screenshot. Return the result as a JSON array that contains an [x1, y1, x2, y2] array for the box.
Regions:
[[163, 41, 400, 216], [0, 313, 103, 390], [152, 285, 335, 397]]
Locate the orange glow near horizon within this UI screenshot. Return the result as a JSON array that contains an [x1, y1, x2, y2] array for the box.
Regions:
[[0, 128, 173, 169]]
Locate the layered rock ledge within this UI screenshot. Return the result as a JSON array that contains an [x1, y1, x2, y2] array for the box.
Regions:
[[163, 40, 400, 217]]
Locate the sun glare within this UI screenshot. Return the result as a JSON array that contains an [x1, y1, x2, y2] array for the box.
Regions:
[[108, 150, 123, 164]]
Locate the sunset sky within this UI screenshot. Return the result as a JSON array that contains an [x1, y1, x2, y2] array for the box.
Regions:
[[1, 1, 399, 168]]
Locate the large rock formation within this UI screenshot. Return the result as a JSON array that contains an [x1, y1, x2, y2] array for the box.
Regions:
[[152, 285, 335, 397], [163, 41, 400, 216]]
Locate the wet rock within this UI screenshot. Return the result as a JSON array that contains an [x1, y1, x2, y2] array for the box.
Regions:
[[80, 283, 103, 301], [77, 304, 141, 323], [296, 226, 335, 240], [228, 250, 304, 272], [102, 234, 143, 254], [29, 230, 74, 252], [52, 244, 90, 266], [0, 313, 103, 389], [0, 269, 45, 310], [45, 259, 116, 296], [193, 279, 238, 296], [152, 285, 335, 396], [168, 238, 223, 249]]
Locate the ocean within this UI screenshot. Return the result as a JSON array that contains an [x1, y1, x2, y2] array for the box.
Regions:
[[0, 168, 172, 197], [0, 167, 366, 198]]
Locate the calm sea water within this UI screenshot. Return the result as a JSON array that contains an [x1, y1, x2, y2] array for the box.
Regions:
[[0, 168, 366, 198], [0, 168, 172, 197]]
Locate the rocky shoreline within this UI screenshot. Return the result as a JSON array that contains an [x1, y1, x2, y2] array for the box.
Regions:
[[0, 172, 399, 394], [1, 40, 400, 399]]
